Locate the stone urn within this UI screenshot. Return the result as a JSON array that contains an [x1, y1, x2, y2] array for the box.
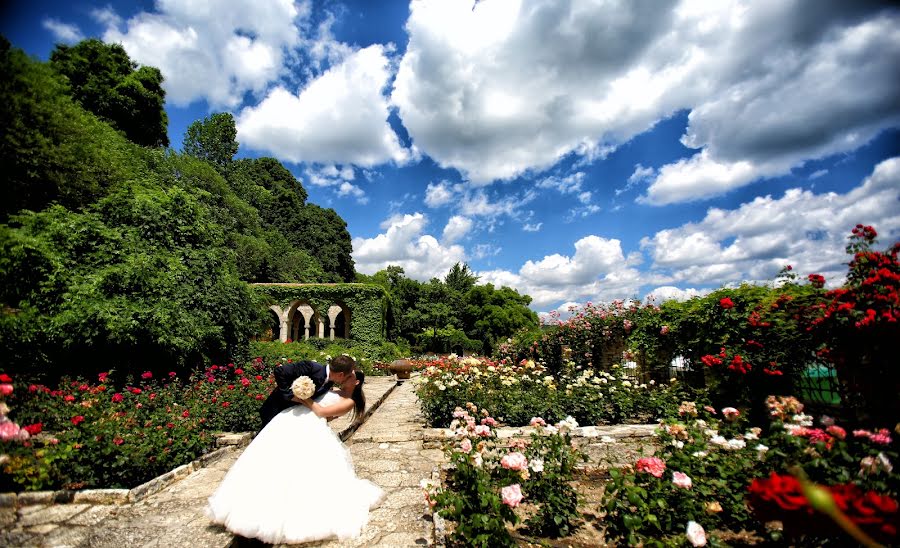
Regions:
[[389, 359, 413, 380]]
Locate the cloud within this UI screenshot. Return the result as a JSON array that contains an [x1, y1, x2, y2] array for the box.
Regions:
[[42, 18, 83, 42], [809, 169, 829, 180], [477, 235, 644, 308], [100, 0, 305, 108], [424, 181, 456, 207], [523, 222, 542, 232], [352, 213, 466, 281], [237, 45, 409, 166], [480, 157, 900, 312], [304, 164, 367, 202], [442, 215, 473, 244], [394, 0, 900, 196], [640, 156, 900, 283]]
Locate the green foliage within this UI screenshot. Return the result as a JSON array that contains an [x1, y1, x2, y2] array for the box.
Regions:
[[463, 284, 539, 356], [291, 204, 355, 282], [1, 193, 259, 378], [1, 38, 147, 219], [183, 112, 239, 175], [426, 404, 586, 546], [49, 38, 168, 148]]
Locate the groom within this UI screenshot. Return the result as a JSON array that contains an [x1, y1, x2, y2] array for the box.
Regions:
[[258, 356, 357, 431]]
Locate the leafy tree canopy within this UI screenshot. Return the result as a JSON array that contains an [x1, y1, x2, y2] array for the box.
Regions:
[[50, 38, 169, 148], [183, 112, 239, 175]]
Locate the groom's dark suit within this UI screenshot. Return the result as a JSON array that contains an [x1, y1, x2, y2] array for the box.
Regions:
[[258, 360, 333, 431]]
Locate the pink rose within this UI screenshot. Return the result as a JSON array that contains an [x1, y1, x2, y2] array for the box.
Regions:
[[529, 417, 546, 427], [474, 425, 491, 437], [672, 471, 693, 489], [141, 371, 152, 380], [500, 452, 528, 471], [635, 457, 666, 478], [660, 325, 670, 335], [459, 438, 472, 453], [0, 384, 13, 396], [722, 407, 740, 421], [501, 484, 523, 508]]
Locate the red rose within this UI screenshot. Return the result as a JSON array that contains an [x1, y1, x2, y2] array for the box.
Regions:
[[111, 393, 124, 403], [720, 297, 735, 309], [0, 373, 12, 383], [23, 423, 42, 435], [71, 415, 85, 426]]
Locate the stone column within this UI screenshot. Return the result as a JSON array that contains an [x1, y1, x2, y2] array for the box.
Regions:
[[280, 319, 289, 342]]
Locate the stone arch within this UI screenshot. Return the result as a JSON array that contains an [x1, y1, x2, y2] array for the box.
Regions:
[[267, 306, 283, 342], [325, 303, 351, 340], [285, 300, 316, 341]]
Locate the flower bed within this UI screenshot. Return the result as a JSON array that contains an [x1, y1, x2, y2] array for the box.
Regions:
[[601, 396, 899, 546], [0, 359, 277, 492], [413, 355, 698, 428]]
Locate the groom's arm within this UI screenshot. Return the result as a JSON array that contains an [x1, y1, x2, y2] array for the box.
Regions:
[[272, 361, 318, 401]]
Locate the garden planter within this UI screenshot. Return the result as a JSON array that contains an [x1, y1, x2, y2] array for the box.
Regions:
[[389, 359, 413, 380]]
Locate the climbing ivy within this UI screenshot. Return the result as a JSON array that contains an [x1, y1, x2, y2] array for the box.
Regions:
[[251, 283, 388, 344]]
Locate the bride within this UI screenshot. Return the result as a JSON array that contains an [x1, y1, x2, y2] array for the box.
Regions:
[[206, 363, 383, 544]]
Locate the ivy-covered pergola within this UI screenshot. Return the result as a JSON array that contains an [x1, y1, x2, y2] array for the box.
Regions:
[[251, 283, 388, 344]]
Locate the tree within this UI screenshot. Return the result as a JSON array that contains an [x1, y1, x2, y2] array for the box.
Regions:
[[50, 38, 169, 147], [183, 112, 239, 175], [445, 262, 479, 294], [1, 37, 146, 220], [463, 284, 539, 355], [292, 205, 356, 282]]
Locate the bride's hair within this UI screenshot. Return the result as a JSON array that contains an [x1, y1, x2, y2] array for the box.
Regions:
[[350, 371, 366, 425]]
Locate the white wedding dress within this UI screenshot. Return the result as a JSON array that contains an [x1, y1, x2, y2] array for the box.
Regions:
[[206, 392, 384, 544]]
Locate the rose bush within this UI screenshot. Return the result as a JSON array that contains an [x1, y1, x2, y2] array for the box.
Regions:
[[0, 359, 276, 491], [600, 394, 899, 545], [425, 403, 586, 546], [413, 356, 692, 428]]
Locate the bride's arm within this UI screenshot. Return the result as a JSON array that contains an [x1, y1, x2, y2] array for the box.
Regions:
[[298, 397, 353, 419]]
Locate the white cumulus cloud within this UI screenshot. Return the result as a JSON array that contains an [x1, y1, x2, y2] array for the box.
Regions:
[[237, 45, 409, 166]]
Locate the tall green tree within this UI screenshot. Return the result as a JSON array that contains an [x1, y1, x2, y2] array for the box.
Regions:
[[183, 112, 239, 175], [463, 284, 539, 355], [445, 262, 479, 294], [50, 38, 169, 148], [1, 37, 146, 220], [293, 204, 356, 282]]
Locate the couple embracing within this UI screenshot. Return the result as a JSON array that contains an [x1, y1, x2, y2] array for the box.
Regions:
[[206, 355, 384, 544]]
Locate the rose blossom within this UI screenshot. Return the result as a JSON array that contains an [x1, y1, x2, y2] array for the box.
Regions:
[[501, 484, 523, 507], [635, 457, 666, 478], [721, 407, 740, 420], [529, 417, 546, 427], [474, 425, 491, 437], [501, 452, 528, 471], [459, 438, 472, 453], [686, 521, 707, 546], [530, 457, 544, 473], [825, 425, 846, 439], [672, 472, 693, 489], [705, 501, 723, 514]]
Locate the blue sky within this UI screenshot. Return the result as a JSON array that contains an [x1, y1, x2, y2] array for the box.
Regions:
[[3, 0, 899, 317]]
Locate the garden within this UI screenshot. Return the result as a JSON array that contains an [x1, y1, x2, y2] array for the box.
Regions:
[[415, 225, 899, 546], [1, 224, 898, 547]]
